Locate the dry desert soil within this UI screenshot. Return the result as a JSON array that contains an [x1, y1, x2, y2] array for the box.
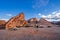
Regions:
[[0, 27, 60, 40]]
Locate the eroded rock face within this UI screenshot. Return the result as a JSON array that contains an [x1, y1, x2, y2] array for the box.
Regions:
[[0, 20, 6, 29], [37, 18, 56, 28], [27, 18, 38, 27], [28, 18, 38, 23], [6, 12, 28, 30]]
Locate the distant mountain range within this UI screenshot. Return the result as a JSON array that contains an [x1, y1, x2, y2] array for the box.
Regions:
[[51, 21, 60, 25]]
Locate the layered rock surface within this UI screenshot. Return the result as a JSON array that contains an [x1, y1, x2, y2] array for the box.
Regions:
[[28, 18, 38, 23], [37, 18, 56, 28], [5, 12, 56, 30], [27, 18, 38, 27], [6, 12, 28, 30]]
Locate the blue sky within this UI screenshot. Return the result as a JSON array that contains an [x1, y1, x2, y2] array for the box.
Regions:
[[0, 0, 60, 21]]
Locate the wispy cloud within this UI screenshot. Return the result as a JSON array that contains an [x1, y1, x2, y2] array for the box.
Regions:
[[32, 0, 49, 9], [5, 14, 12, 17], [0, 18, 9, 21], [38, 10, 60, 21], [38, 13, 41, 16], [0, 13, 13, 21]]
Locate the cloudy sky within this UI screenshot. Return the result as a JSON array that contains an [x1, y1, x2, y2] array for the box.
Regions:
[[0, 0, 60, 21]]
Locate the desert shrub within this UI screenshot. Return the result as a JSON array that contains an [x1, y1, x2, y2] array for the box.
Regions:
[[47, 26, 51, 28], [36, 26, 38, 28]]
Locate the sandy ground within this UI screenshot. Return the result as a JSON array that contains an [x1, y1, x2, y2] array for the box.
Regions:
[[0, 27, 60, 40]]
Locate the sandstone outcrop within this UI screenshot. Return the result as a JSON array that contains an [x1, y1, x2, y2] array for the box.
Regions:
[[27, 18, 38, 27], [6, 12, 28, 30], [0, 20, 6, 29], [28, 18, 38, 23], [5, 12, 56, 30], [37, 18, 56, 28]]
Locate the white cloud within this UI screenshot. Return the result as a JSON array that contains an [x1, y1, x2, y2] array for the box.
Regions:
[[47, 19, 60, 21], [38, 10, 60, 21], [5, 14, 12, 17], [0, 18, 9, 21], [41, 15, 47, 18], [52, 11, 56, 14], [38, 13, 41, 16], [47, 14, 52, 18], [0, 14, 13, 21], [32, 0, 49, 9]]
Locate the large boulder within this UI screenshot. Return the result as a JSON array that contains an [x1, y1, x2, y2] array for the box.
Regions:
[[6, 12, 28, 30]]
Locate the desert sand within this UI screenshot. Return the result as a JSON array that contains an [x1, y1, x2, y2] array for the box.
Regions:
[[0, 27, 60, 40]]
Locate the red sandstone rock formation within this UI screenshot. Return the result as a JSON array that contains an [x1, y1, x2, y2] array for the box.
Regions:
[[6, 12, 28, 30], [0, 20, 6, 29], [0, 20, 6, 25]]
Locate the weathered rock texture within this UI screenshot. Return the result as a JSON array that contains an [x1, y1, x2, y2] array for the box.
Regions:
[[37, 18, 56, 28], [6, 12, 28, 30], [27, 18, 55, 28], [5, 12, 56, 29], [0, 20, 6, 29], [28, 18, 38, 23], [27, 18, 38, 27]]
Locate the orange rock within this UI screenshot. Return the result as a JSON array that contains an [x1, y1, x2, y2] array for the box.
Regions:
[[5, 12, 28, 30], [0, 20, 6, 29], [0, 20, 6, 25]]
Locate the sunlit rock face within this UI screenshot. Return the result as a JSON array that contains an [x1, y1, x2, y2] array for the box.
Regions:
[[37, 18, 56, 28], [27, 18, 38, 27], [6, 12, 28, 30], [28, 18, 38, 24], [0, 20, 6, 29]]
